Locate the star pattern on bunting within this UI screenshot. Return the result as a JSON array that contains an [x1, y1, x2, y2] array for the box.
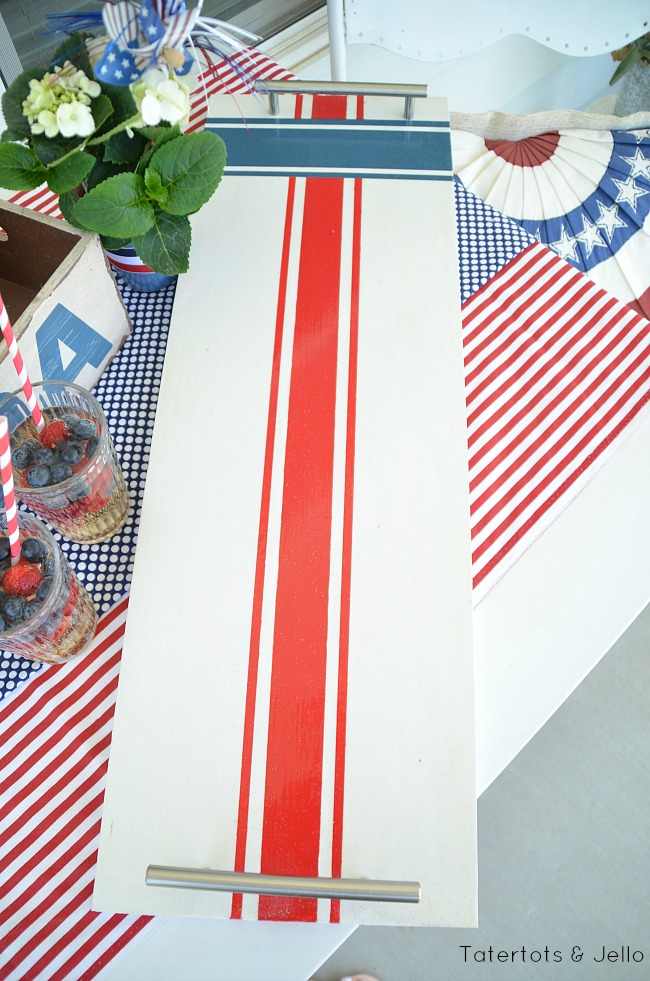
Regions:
[[612, 173, 649, 209], [621, 147, 650, 182], [551, 225, 579, 262], [595, 200, 627, 242], [575, 215, 607, 258]]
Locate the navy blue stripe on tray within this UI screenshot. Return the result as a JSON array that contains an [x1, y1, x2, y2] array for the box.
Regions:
[[206, 118, 453, 179]]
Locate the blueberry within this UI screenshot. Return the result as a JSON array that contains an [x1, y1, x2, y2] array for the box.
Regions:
[[0, 537, 10, 562], [19, 438, 40, 456], [0, 614, 6, 632], [60, 441, 84, 465], [25, 465, 51, 488], [74, 418, 96, 439], [85, 435, 99, 459], [34, 446, 55, 465], [13, 444, 34, 469], [37, 576, 53, 600], [22, 537, 47, 563], [51, 463, 72, 484], [4, 595, 25, 620], [23, 599, 42, 620], [43, 555, 56, 577]]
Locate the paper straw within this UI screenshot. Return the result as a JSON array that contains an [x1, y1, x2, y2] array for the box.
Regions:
[[0, 292, 44, 433], [0, 416, 21, 566]]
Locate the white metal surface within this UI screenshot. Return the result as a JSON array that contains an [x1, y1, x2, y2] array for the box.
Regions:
[[338, 1, 649, 61]]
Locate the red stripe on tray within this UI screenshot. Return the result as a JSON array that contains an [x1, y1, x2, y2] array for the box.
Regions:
[[258, 94, 347, 923], [230, 98, 302, 921], [330, 95, 364, 924]]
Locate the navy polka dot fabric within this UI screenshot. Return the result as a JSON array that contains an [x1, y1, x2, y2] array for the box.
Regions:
[[454, 177, 535, 301], [0, 274, 175, 699]]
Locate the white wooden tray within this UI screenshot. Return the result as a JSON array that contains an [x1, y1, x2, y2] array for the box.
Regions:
[[93, 93, 477, 927]]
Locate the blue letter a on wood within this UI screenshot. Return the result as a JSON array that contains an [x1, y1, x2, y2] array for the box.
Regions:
[[36, 304, 112, 381]]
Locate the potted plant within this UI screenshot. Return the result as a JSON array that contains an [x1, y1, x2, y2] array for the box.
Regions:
[[0, 4, 255, 280], [610, 32, 650, 115]]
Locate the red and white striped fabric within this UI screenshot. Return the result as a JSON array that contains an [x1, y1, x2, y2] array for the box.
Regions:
[[465, 240, 650, 599], [0, 599, 159, 981]]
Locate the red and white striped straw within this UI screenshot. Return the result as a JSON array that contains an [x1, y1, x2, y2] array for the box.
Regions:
[[0, 415, 21, 565], [0, 292, 44, 433]]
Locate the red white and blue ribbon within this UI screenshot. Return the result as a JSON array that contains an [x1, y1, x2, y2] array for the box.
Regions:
[[47, 1, 262, 91], [96, 0, 198, 82]]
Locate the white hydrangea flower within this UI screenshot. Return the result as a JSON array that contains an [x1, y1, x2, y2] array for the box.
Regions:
[[56, 100, 96, 138], [131, 68, 191, 126], [31, 110, 59, 138], [71, 69, 101, 99], [25, 79, 55, 114], [22, 62, 101, 137]]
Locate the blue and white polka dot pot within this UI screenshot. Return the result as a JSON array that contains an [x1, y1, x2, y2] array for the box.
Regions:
[[104, 244, 177, 292]]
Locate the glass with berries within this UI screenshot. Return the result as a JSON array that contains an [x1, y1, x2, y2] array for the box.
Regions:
[[0, 381, 129, 544], [0, 511, 97, 662]]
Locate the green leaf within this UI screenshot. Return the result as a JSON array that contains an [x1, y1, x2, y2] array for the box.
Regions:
[[57, 188, 83, 226], [144, 167, 170, 207], [32, 132, 86, 166], [138, 125, 177, 142], [0, 142, 47, 190], [610, 46, 643, 85], [137, 124, 181, 173], [1, 68, 45, 137], [71, 171, 155, 237], [145, 131, 226, 216], [50, 33, 91, 74], [45, 150, 95, 194], [86, 147, 123, 190], [1, 128, 27, 143], [93, 83, 137, 132], [90, 94, 115, 133], [101, 83, 137, 115], [100, 234, 132, 250], [132, 210, 191, 275], [104, 129, 147, 165], [59, 191, 79, 225]]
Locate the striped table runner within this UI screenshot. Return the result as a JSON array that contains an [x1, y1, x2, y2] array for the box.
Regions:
[[464, 238, 650, 598], [0, 599, 158, 980]]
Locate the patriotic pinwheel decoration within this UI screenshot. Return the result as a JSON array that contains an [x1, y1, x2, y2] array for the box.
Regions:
[[96, 0, 198, 84], [46, 1, 262, 91]]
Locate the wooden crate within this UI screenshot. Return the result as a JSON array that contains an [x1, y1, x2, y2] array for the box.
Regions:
[[0, 199, 131, 401]]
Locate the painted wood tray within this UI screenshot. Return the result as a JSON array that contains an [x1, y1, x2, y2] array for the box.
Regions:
[[92, 92, 477, 927]]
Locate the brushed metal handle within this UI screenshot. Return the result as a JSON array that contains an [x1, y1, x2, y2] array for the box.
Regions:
[[146, 865, 421, 903], [256, 79, 429, 119]]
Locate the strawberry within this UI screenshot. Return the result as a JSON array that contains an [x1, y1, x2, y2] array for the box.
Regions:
[[2, 560, 43, 597], [39, 420, 69, 449]]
